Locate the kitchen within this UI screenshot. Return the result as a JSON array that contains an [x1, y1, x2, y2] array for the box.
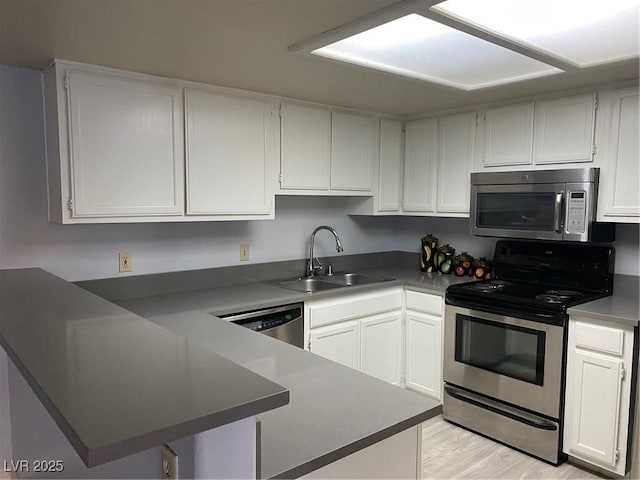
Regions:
[[0, 0, 639, 479]]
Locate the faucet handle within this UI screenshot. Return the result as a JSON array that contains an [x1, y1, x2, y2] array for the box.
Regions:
[[307, 257, 323, 276]]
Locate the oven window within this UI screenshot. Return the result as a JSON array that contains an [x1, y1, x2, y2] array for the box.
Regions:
[[455, 314, 545, 385], [476, 192, 556, 231]]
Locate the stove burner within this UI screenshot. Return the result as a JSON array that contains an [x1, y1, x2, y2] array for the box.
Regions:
[[467, 280, 511, 292], [535, 289, 584, 304]]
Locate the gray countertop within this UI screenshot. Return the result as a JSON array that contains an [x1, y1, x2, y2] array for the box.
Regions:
[[568, 274, 639, 327], [116, 267, 476, 318], [0, 268, 289, 468], [112, 267, 467, 478], [147, 310, 440, 479]]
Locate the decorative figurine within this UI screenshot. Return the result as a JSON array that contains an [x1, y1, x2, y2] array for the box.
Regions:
[[472, 257, 493, 280], [420, 234, 438, 272], [435, 244, 455, 274], [454, 252, 474, 277]]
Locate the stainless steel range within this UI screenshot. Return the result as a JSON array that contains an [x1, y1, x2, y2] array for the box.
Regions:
[[443, 240, 615, 464]]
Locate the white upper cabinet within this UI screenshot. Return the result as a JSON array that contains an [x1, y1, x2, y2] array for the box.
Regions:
[[377, 118, 404, 212], [533, 94, 596, 164], [403, 117, 438, 212], [45, 63, 184, 222], [278, 104, 376, 195], [331, 111, 376, 191], [44, 60, 277, 223], [280, 102, 331, 191], [403, 112, 475, 217], [185, 88, 276, 216], [437, 111, 476, 214], [596, 87, 640, 222], [480, 102, 534, 168]]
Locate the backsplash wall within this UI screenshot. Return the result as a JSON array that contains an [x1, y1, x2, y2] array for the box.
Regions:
[[394, 217, 640, 276], [1, 63, 638, 283]]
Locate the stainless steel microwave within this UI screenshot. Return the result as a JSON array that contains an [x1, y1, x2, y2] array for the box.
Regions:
[[470, 168, 615, 242]]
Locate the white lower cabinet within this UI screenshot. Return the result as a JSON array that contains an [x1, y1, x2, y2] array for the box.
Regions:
[[306, 288, 403, 385], [405, 311, 442, 399], [563, 316, 635, 476], [310, 321, 360, 370], [361, 313, 403, 386], [404, 290, 444, 401], [306, 287, 443, 396]]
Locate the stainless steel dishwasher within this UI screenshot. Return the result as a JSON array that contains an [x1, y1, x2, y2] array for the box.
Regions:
[[218, 303, 304, 348]]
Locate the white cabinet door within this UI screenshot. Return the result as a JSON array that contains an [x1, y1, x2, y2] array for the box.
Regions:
[[597, 88, 640, 221], [331, 111, 376, 191], [405, 311, 442, 400], [534, 94, 596, 164], [185, 88, 275, 215], [565, 351, 623, 468], [66, 71, 184, 217], [280, 102, 331, 190], [403, 118, 437, 212], [378, 118, 403, 212], [310, 321, 360, 370], [361, 313, 402, 385], [564, 317, 634, 475], [481, 102, 533, 167], [437, 111, 476, 214]]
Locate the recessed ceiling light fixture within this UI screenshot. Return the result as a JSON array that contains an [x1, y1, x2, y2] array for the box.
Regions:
[[289, 0, 640, 91]]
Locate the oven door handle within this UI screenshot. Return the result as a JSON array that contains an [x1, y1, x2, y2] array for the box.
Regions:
[[444, 385, 558, 431]]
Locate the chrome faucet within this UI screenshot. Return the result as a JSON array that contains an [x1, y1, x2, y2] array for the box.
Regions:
[[307, 226, 344, 277]]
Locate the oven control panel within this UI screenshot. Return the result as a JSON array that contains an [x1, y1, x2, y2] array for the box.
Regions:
[[566, 191, 586, 234]]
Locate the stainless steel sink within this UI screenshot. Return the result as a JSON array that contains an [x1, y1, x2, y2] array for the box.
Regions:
[[275, 277, 343, 293], [324, 272, 391, 286], [273, 272, 394, 293]]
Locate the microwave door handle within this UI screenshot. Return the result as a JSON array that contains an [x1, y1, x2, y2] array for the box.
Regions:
[[554, 193, 564, 233]]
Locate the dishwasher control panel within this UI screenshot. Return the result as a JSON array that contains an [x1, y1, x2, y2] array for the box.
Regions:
[[217, 303, 304, 348]]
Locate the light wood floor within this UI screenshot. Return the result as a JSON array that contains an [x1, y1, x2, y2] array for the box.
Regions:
[[422, 415, 605, 480]]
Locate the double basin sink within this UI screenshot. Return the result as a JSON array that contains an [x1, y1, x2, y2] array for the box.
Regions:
[[273, 272, 394, 294]]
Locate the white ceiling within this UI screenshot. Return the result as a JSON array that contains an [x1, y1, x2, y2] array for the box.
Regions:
[[0, 0, 638, 115]]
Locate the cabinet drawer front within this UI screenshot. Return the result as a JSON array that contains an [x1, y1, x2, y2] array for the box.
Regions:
[[574, 322, 625, 356], [405, 290, 442, 315], [308, 289, 402, 328]]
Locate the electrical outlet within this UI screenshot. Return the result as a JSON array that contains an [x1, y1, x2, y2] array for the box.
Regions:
[[240, 243, 250, 261], [118, 252, 132, 273], [162, 444, 178, 480]]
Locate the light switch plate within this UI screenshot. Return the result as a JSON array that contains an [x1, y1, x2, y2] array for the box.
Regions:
[[162, 444, 178, 480], [240, 243, 250, 261], [118, 252, 132, 273]]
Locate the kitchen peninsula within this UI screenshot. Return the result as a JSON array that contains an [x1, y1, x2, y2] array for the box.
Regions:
[[0, 267, 440, 479]]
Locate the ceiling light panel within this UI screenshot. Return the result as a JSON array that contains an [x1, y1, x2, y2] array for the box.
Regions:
[[432, 0, 640, 66], [312, 14, 560, 90]]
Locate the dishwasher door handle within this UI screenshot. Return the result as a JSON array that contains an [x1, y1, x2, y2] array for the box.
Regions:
[[217, 304, 301, 323]]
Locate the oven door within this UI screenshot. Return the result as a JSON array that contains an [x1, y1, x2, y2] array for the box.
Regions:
[[470, 183, 566, 241], [444, 305, 564, 419]]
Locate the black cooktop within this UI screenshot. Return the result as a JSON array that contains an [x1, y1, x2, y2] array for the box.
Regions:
[[446, 240, 615, 324]]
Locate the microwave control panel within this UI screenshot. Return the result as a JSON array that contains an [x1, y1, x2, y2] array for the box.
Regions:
[[566, 191, 587, 233]]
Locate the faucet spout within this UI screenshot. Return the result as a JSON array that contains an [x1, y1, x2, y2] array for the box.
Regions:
[[307, 225, 344, 277]]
